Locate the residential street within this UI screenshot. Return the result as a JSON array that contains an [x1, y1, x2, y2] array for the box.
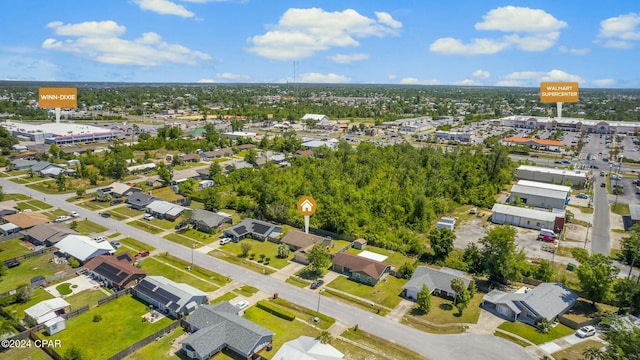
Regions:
[[0, 177, 535, 360]]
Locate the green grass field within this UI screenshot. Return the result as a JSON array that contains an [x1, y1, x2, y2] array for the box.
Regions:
[[4, 288, 55, 321], [21, 199, 54, 210], [127, 220, 164, 234], [139, 257, 217, 292], [497, 321, 575, 345], [326, 275, 406, 309], [123, 327, 184, 360], [155, 254, 229, 287], [209, 250, 276, 275], [43, 295, 174, 360], [0, 239, 32, 261], [340, 328, 428, 360], [65, 289, 109, 310], [2, 193, 30, 201], [175, 228, 218, 244], [74, 219, 108, 234], [421, 292, 483, 324], [119, 237, 155, 252], [217, 238, 292, 269], [163, 233, 202, 247], [0, 253, 70, 293], [111, 205, 145, 218]]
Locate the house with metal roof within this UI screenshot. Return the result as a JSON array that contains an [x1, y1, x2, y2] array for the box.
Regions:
[[509, 183, 569, 210], [491, 203, 565, 232], [332, 252, 391, 286], [132, 276, 208, 318], [84, 253, 146, 290], [223, 218, 282, 242], [145, 200, 186, 221], [629, 204, 640, 227], [21, 223, 78, 246], [24, 298, 70, 325], [403, 266, 473, 301], [181, 301, 274, 360], [55, 235, 115, 263], [191, 210, 232, 233], [482, 283, 578, 323], [272, 336, 344, 360]]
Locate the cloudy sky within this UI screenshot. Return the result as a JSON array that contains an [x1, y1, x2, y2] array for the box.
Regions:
[[1, 1, 639, 87]]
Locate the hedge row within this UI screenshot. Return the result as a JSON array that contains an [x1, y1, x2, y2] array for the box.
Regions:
[[256, 301, 295, 321]]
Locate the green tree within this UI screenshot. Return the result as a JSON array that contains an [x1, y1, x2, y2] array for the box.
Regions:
[[56, 172, 67, 191], [156, 162, 173, 186], [16, 285, 33, 303], [417, 284, 432, 313], [201, 187, 221, 211], [601, 315, 640, 360], [533, 259, 555, 282], [244, 149, 258, 165], [581, 346, 603, 360], [307, 244, 331, 274], [397, 261, 415, 279], [277, 243, 290, 258], [480, 225, 526, 284], [63, 346, 85, 360], [620, 225, 640, 268], [428, 227, 455, 261], [76, 188, 86, 197], [49, 143, 61, 159], [612, 277, 640, 312], [450, 278, 466, 305], [535, 317, 552, 334], [576, 253, 620, 305], [316, 330, 333, 344], [455, 288, 471, 314], [70, 221, 78, 230], [240, 242, 252, 257], [462, 243, 484, 275], [181, 209, 194, 225]]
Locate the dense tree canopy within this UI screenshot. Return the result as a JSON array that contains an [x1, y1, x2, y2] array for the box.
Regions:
[[480, 225, 526, 284]]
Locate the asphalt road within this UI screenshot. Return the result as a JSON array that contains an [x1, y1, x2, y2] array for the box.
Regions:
[[592, 174, 611, 256], [0, 178, 534, 360]]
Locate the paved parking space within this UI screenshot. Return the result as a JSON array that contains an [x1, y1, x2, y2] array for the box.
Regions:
[[45, 275, 100, 298]]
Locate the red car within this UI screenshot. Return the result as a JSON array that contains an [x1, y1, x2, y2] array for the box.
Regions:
[[537, 235, 557, 243]]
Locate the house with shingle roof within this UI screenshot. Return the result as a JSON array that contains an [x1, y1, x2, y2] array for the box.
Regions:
[[181, 301, 274, 360], [2, 212, 50, 230], [403, 266, 472, 301], [126, 192, 158, 210], [132, 276, 208, 318], [0, 200, 19, 216], [223, 218, 282, 242], [145, 200, 186, 221], [21, 223, 78, 246], [332, 252, 391, 286], [280, 230, 331, 265], [482, 282, 578, 323], [84, 253, 146, 290], [191, 210, 232, 233]]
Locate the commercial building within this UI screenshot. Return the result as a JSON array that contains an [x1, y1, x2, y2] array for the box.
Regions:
[[516, 165, 587, 187], [1, 120, 122, 144], [509, 182, 569, 210], [491, 203, 565, 232], [494, 115, 640, 134]]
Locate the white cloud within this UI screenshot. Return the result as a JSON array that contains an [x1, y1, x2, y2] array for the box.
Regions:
[[197, 78, 216, 83], [496, 69, 583, 87], [558, 46, 591, 55], [591, 79, 615, 87], [453, 79, 480, 86], [133, 0, 194, 18], [47, 20, 126, 38], [472, 69, 490, 79], [42, 21, 210, 66], [327, 53, 369, 64], [431, 6, 565, 55], [596, 13, 640, 49], [292, 72, 350, 83], [399, 77, 440, 85], [216, 72, 251, 81], [247, 8, 402, 60]]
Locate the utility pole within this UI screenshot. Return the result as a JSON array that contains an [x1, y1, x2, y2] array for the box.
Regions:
[[583, 222, 590, 250]]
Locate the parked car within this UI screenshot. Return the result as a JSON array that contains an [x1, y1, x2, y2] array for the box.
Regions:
[[469, 207, 477, 215], [30, 275, 46, 284], [110, 241, 122, 249], [576, 193, 589, 199], [94, 236, 107, 243], [601, 182, 606, 188], [135, 250, 150, 258], [100, 212, 111, 218], [576, 325, 596, 338], [537, 234, 558, 243], [143, 214, 154, 221], [219, 237, 232, 245], [235, 300, 249, 310], [54, 216, 72, 223], [310, 279, 325, 289], [6, 259, 20, 268], [175, 221, 188, 230], [70, 211, 79, 218], [110, 199, 123, 205]]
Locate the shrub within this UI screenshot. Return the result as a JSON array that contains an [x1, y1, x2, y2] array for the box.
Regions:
[[93, 315, 102, 322], [256, 301, 295, 321]]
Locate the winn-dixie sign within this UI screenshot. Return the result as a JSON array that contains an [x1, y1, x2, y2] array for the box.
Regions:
[[540, 82, 579, 103], [38, 88, 78, 108]]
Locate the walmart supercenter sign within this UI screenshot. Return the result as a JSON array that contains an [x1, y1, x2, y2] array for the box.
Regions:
[[38, 88, 78, 108], [539, 82, 579, 103]]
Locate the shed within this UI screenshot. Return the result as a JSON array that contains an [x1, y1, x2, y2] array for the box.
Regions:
[[352, 238, 367, 250], [44, 316, 66, 335]]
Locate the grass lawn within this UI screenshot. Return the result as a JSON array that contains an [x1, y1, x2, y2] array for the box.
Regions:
[[149, 218, 178, 230], [43, 295, 174, 360], [124, 327, 184, 360], [326, 275, 406, 309], [111, 205, 145, 218], [0, 254, 70, 293], [156, 253, 229, 287], [269, 297, 335, 330], [400, 315, 466, 334], [21, 199, 54, 210], [322, 288, 389, 316], [234, 285, 259, 298], [127, 220, 164, 234], [119, 237, 156, 252], [497, 321, 575, 345], [74, 219, 108, 234], [27, 181, 73, 194], [554, 263, 580, 288], [150, 188, 182, 202], [175, 228, 218, 244], [2, 193, 30, 201], [2, 346, 53, 360], [611, 203, 630, 216], [494, 330, 532, 347], [285, 276, 310, 288], [243, 306, 319, 359], [139, 257, 217, 292], [65, 289, 109, 310], [4, 288, 54, 320], [217, 238, 293, 269], [347, 245, 412, 268], [420, 292, 483, 325], [78, 200, 113, 211], [340, 328, 428, 360], [0, 239, 32, 261], [552, 339, 605, 360], [333, 338, 389, 360], [329, 240, 353, 254], [210, 292, 237, 304], [164, 233, 202, 247], [108, 232, 121, 238], [209, 250, 276, 275], [56, 282, 73, 295]]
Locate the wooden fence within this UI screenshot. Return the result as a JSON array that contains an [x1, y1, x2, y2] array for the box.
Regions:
[[106, 320, 182, 360], [97, 288, 131, 306]]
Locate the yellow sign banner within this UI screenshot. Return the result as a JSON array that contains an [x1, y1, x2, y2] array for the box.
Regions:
[[540, 82, 579, 103], [38, 88, 78, 108]]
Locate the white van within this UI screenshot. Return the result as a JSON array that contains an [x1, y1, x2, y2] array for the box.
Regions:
[[540, 229, 557, 238]]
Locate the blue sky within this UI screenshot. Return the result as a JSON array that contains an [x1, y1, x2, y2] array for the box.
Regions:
[[1, 1, 639, 88]]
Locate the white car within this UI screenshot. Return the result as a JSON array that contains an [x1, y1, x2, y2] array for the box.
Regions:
[[94, 236, 107, 243], [143, 214, 154, 221], [576, 325, 596, 338], [70, 211, 79, 218], [219, 237, 232, 245], [235, 300, 249, 310]]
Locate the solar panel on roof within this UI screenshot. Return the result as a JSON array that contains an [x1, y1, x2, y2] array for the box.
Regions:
[[95, 263, 128, 283], [252, 223, 270, 235], [168, 303, 180, 311], [137, 280, 156, 291], [155, 288, 180, 303]]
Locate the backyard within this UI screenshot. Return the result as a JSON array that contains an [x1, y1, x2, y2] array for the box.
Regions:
[[0, 239, 32, 261], [0, 253, 70, 293]]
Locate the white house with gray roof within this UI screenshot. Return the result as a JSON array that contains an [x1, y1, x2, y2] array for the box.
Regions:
[[191, 209, 232, 233], [145, 200, 186, 221], [482, 282, 578, 323], [132, 276, 208, 318], [182, 301, 274, 360], [403, 266, 472, 300]]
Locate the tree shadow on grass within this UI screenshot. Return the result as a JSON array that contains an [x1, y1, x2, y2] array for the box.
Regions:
[[440, 303, 453, 311]]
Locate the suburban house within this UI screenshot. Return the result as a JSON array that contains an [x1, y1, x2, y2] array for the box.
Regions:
[[126, 192, 158, 210], [236, 144, 257, 151], [0, 200, 19, 216], [280, 230, 331, 265], [96, 182, 141, 199], [191, 209, 232, 233], [172, 168, 201, 185], [127, 162, 156, 174], [332, 252, 391, 286], [84, 253, 147, 290], [272, 336, 344, 360], [627, 204, 640, 229], [201, 148, 233, 160], [223, 218, 282, 242], [31, 161, 65, 178], [10, 159, 38, 170], [436, 217, 456, 231], [24, 298, 70, 325], [0, 223, 20, 236], [2, 212, 50, 230], [180, 153, 200, 163], [352, 238, 367, 250], [482, 282, 578, 323], [403, 266, 473, 300], [198, 179, 214, 189], [145, 200, 187, 221], [55, 235, 116, 263], [491, 203, 566, 232], [181, 301, 274, 360], [294, 150, 314, 157], [21, 223, 78, 247], [132, 276, 208, 318]]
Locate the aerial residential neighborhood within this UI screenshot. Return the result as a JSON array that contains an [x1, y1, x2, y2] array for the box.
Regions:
[[1, 2, 640, 360]]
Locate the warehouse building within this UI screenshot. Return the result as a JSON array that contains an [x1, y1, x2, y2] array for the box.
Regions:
[[509, 182, 569, 210], [516, 165, 587, 187], [491, 203, 565, 232]]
